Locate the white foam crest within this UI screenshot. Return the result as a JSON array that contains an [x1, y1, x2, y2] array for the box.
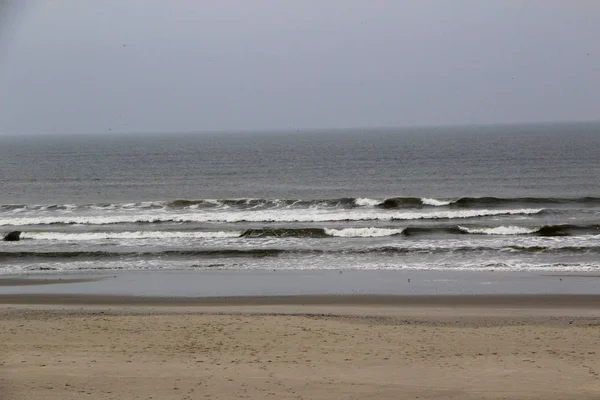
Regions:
[[354, 198, 384, 207], [421, 198, 453, 206], [324, 227, 405, 237], [20, 231, 242, 241], [0, 211, 381, 225], [90, 204, 117, 211], [0, 208, 543, 226], [392, 208, 542, 220], [139, 201, 164, 208], [458, 226, 539, 235]]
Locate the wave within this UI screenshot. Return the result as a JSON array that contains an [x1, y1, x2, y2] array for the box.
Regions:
[[458, 226, 538, 235], [0, 198, 359, 213], [457, 224, 600, 236], [324, 227, 405, 237], [10, 223, 595, 243], [240, 228, 328, 238], [536, 225, 575, 236], [381, 196, 600, 209], [354, 198, 384, 207], [393, 224, 600, 237], [9, 260, 600, 274], [390, 208, 543, 220], [0, 249, 289, 259], [4, 196, 597, 214], [164, 198, 362, 210], [420, 198, 453, 207], [0, 208, 543, 226], [378, 197, 427, 208], [15, 227, 408, 241], [20, 231, 242, 241], [378, 197, 454, 208], [401, 226, 465, 236], [2, 244, 600, 260], [0, 202, 165, 213], [452, 196, 600, 207], [16, 227, 404, 240], [19, 228, 324, 241]]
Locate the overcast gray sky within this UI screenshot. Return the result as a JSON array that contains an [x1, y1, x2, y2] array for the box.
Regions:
[[0, 1, 599, 135]]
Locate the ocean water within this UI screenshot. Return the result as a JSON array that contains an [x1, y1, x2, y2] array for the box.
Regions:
[[1, 122, 600, 275]]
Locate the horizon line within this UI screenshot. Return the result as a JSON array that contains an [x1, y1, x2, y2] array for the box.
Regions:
[[1, 119, 599, 137]]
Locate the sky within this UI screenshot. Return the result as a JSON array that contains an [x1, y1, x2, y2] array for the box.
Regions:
[[0, 1, 599, 135]]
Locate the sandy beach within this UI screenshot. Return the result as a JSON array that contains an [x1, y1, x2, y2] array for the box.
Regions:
[[1, 292, 600, 400], [3, 4, 600, 398]]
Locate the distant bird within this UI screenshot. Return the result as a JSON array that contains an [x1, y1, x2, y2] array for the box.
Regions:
[[408, 278, 411, 283]]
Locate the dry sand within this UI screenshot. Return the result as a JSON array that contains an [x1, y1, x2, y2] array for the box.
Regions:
[[1, 296, 599, 399]]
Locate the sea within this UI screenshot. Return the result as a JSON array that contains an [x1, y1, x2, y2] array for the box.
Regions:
[[1, 122, 600, 276]]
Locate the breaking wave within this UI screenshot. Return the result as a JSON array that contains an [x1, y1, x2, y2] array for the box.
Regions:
[[3, 196, 597, 214], [8, 223, 597, 243], [324, 227, 405, 237], [0, 208, 543, 226], [452, 196, 600, 207], [420, 198, 454, 207], [458, 226, 539, 235], [353, 198, 385, 207], [20, 231, 242, 241], [457, 224, 600, 236]]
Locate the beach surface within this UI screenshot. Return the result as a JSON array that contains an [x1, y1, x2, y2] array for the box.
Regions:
[[1, 291, 600, 400]]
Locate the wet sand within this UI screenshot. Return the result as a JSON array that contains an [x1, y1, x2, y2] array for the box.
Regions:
[[0, 277, 101, 287], [1, 295, 600, 399], [2, 270, 600, 298], [1, 293, 600, 308]]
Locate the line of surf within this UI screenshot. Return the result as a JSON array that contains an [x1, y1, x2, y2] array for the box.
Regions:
[[0, 208, 543, 226], [3, 196, 597, 213], [2, 243, 600, 260], [9, 222, 595, 242]]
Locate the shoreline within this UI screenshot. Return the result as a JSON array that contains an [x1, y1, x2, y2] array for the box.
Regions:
[[3, 271, 600, 400], [0, 277, 103, 287], [2, 269, 600, 299], [2, 293, 600, 308]]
